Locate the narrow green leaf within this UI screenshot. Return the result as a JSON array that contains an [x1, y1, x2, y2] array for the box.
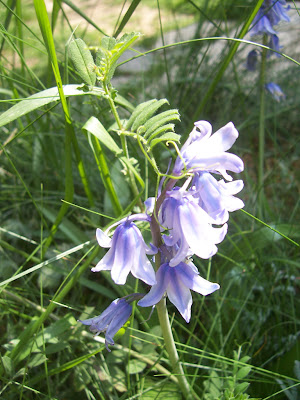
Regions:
[[68, 38, 96, 86], [0, 85, 104, 128], [114, 0, 142, 37], [96, 32, 141, 84], [149, 132, 181, 149], [105, 32, 141, 83], [131, 98, 169, 131], [104, 160, 131, 215], [27, 354, 47, 368], [1, 356, 14, 377], [83, 116, 122, 155]]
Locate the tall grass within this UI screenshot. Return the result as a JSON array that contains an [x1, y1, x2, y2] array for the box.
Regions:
[[0, 0, 299, 399]]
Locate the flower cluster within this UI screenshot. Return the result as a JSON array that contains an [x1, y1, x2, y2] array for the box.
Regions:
[[79, 120, 244, 349], [247, 0, 290, 101]]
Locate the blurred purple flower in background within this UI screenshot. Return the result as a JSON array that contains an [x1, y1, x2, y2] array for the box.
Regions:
[[246, 49, 259, 71], [265, 82, 286, 101], [250, 0, 290, 36]]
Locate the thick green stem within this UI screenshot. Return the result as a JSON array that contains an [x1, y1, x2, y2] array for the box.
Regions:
[[258, 35, 268, 218], [156, 299, 193, 399]]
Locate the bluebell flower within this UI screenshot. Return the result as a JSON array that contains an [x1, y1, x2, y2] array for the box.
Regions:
[[268, 0, 290, 25], [246, 49, 259, 71], [250, 0, 290, 36], [173, 121, 244, 181], [92, 215, 157, 285], [265, 82, 286, 102], [250, 9, 277, 35], [138, 261, 220, 322], [160, 187, 228, 266], [79, 295, 141, 351], [193, 172, 244, 225], [268, 34, 281, 57]]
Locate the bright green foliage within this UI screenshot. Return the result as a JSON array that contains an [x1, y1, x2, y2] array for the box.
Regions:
[[0, 0, 299, 399], [125, 98, 181, 151], [68, 38, 97, 86], [203, 349, 259, 400], [95, 32, 141, 85]]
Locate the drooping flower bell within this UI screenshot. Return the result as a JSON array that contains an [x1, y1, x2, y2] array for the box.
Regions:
[[79, 294, 142, 351], [92, 214, 157, 285], [265, 82, 286, 102], [192, 172, 244, 225], [138, 261, 220, 323], [160, 187, 228, 266], [172, 121, 244, 181]]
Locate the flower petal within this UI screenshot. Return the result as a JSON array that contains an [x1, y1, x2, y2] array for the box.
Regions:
[[166, 266, 192, 323], [177, 263, 220, 296], [138, 263, 168, 307], [131, 234, 156, 285], [201, 122, 239, 153], [110, 225, 134, 284], [96, 228, 112, 248], [105, 300, 132, 346]]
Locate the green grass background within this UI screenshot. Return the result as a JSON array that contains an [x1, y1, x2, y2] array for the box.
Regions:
[[0, 0, 299, 399]]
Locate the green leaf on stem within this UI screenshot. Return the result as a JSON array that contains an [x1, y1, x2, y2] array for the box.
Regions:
[[96, 32, 141, 84], [83, 116, 122, 155], [68, 38, 96, 86]]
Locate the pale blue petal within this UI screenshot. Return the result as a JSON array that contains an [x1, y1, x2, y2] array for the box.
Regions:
[[96, 228, 112, 248], [144, 197, 155, 214], [178, 202, 219, 259], [168, 238, 190, 267], [105, 301, 132, 345], [91, 248, 115, 272], [78, 299, 119, 331], [138, 263, 168, 307], [218, 179, 244, 195], [166, 267, 192, 323], [131, 232, 156, 285], [111, 225, 134, 284], [176, 263, 220, 296], [189, 152, 244, 176], [209, 223, 228, 245], [223, 196, 244, 213], [202, 122, 239, 153]]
